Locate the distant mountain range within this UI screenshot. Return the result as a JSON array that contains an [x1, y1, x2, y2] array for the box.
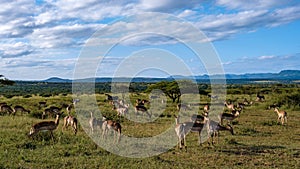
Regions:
[[41, 70, 300, 83]]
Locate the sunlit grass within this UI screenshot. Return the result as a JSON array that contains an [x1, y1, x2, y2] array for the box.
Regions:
[[0, 93, 300, 168]]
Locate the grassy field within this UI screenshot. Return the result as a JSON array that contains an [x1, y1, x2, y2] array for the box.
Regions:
[[0, 93, 300, 169]]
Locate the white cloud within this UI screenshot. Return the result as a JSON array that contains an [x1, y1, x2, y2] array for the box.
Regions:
[[138, 0, 201, 12], [0, 0, 36, 38], [30, 23, 100, 49], [223, 54, 300, 73], [177, 9, 197, 18], [216, 0, 293, 10], [258, 55, 275, 60], [195, 5, 300, 41], [0, 41, 33, 58]]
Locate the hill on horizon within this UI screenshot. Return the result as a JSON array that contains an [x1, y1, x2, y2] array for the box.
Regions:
[[38, 70, 300, 83]]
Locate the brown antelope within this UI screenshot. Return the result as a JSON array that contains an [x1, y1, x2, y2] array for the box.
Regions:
[[0, 104, 13, 115], [256, 94, 265, 102], [102, 117, 122, 143], [66, 104, 74, 114], [206, 119, 234, 145], [224, 101, 235, 111], [62, 115, 78, 135], [42, 106, 62, 119], [177, 103, 190, 111], [174, 115, 208, 150], [190, 114, 208, 123], [28, 113, 61, 140], [274, 108, 287, 125], [13, 105, 30, 115], [89, 112, 104, 134], [135, 105, 151, 118], [218, 110, 240, 125], [174, 115, 186, 150], [38, 101, 47, 108], [0, 102, 8, 108], [203, 104, 210, 113]]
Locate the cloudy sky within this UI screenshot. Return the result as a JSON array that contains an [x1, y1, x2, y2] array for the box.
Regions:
[[0, 0, 300, 80]]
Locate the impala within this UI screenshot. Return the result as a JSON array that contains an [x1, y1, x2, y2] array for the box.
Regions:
[[62, 115, 78, 135], [218, 110, 240, 125], [13, 105, 30, 115], [206, 119, 234, 145], [102, 117, 122, 143], [274, 108, 287, 125], [28, 113, 62, 140], [89, 112, 104, 134], [174, 115, 208, 150]]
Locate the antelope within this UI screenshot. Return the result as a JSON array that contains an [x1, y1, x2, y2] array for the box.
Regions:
[[66, 104, 73, 114], [28, 113, 61, 140], [203, 104, 210, 113], [62, 115, 78, 135], [38, 101, 47, 109], [135, 105, 151, 118], [0, 102, 8, 108], [256, 94, 265, 102], [218, 110, 240, 125], [0, 104, 13, 115], [116, 106, 129, 117], [177, 103, 190, 111], [190, 114, 208, 123], [274, 108, 287, 125], [102, 117, 122, 143], [224, 101, 235, 111], [174, 115, 186, 150], [112, 100, 129, 117], [13, 105, 30, 115], [243, 98, 252, 106], [42, 106, 62, 119], [89, 112, 104, 134], [174, 115, 208, 150], [206, 119, 234, 145]]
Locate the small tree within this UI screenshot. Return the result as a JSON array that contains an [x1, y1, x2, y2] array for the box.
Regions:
[[0, 75, 15, 86], [146, 81, 181, 103]]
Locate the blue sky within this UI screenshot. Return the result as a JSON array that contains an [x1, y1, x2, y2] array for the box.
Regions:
[[0, 0, 300, 80]]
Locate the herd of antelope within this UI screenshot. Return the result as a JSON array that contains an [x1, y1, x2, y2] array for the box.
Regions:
[[0, 93, 288, 150]]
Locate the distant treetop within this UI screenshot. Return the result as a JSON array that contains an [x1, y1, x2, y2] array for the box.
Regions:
[[0, 75, 15, 86]]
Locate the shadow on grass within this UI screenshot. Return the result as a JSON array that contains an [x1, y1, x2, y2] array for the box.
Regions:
[[219, 144, 285, 156]]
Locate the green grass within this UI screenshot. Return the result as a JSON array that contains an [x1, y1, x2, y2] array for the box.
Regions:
[[0, 94, 300, 168]]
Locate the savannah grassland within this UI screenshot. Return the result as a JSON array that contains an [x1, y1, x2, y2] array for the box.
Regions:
[[0, 83, 300, 169]]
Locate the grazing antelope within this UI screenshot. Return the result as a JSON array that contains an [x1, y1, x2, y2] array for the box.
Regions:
[[62, 115, 78, 135], [174, 115, 208, 150], [28, 113, 61, 140], [190, 114, 208, 123], [89, 112, 104, 134], [218, 110, 240, 125], [274, 108, 287, 125], [105, 94, 118, 103], [256, 94, 265, 102], [135, 105, 151, 118], [13, 105, 30, 115], [42, 106, 62, 119], [116, 106, 129, 117], [177, 103, 190, 111], [38, 101, 47, 109], [0, 102, 8, 108], [102, 117, 122, 143], [243, 98, 252, 106], [0, 105, 13, 115], [206, 119, 234, 145]]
